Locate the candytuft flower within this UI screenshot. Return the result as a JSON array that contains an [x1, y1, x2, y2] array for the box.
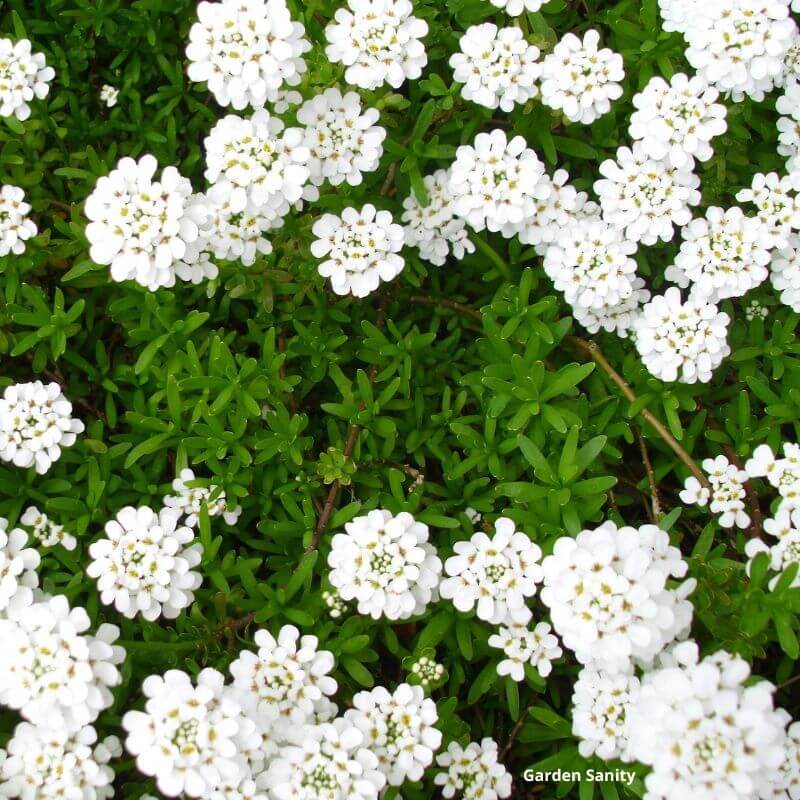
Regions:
[[0, 37, 54, 121], [0, 184, 37, 256]]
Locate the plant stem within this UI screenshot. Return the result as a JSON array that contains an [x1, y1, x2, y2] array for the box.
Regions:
[[637, 428, 661, 521], [566, 335, 709, 489]]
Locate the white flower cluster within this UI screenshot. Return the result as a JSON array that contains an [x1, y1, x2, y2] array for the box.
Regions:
[[440, 516, 543, 625], [327, 509, 441, 620], [488, 615, 562, 680], [488, 0, 543, 14], [543, 219, 646, 338], [665, 206, 773, 303], [746, 508, 800, 589], [571, 666, 639, 760], [434, 738, 512, 800], [777, 82, 800, 171], [87, 506, 203, 621], [0, 517, 38, 611], [121, 620, 443, 799], [322, 588, 349, 618], [410, 654, 446, 688], [540, 30, 624, 124], [771, 234, 800, 311], [449, 23, 541, 112], [629, 73, 727, 169], [679, 455, 752, 529], [0, 723, 120, 800], [85, 155, 207, 290], [594, 143, 701, 245], [0, 592, 124, 732], [626, 642, 788, 800], [0, 381, 84, 474], [633, 287, 731, 384], [449, 129, 547, 237], [0, 184, 37, 256], [540, 521, 696, 672], [296, 88, 386, 188], [679, 0, 796, 102], [164, 467, 242, 527], [402, 168, 475, 266], [186, 0, 309, 110], [344, 683, 441, 785], [19, 505, 77, 550], [311, 204, 405, 297], [746, 442, 800, 514], [736, 171, 800, 248], [0, 37, 54, 121], [324, 0, 428, 90]]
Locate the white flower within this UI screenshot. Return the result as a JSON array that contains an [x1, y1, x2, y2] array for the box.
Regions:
[[680, 455, 751, 528], [187, 0, 310, 110], [164, 468, 242, 527], [449, 24, 540, 112], [518, 169, 590, 254], [449, 128, 548, 236], [100, 84, 118, 107], [0, 185, 37, 256], [328, 509, 441, 620], [777, 82, 800, 166], [410, 655, 446, 688], [87, 506, 203, 621], [0, 723, 118, 800], [746, 442, 800, 514], [746, 509, 800, 589], [0, 592, 124, 731], [542, 219, 639, 312], [0, 518, 38, 612], [626, 640, 788, 800], [571, 665, 639, 761], [633, 288, 731, 384], [200, 182, 278, 266], [345, 683, 441, 785], [0, 381, 84, 474], [629, 73, 727, 169], [271, 88, 302, 113], [123, 668, 255, 798], [434, 738, 512, 800], [665, 206, 773, 302], [736, 172, 800, 247], [311, 204, 404, 297], [401, 168, 475, 266], [324, 0, 428, 90], [657, 0, 700, 33], [204, 110, 309, 215], [682, 0, 796, 102], [229, 624, 337, 744], [297, 88, 385, 188], [571, 276, 651, 339], [85, 155, 207, 290], [540, 30, 624, 124], [487, 0, 543, 15], [262, 719, 386, 800], [20, 505, 77, 550], [0, 38, 54, 121], [488, 611, 562, 680], [772, 234, 800, 311], [765, 720, 800, 799], [322, 589, 348, 619], [594, 143, 701, 245], [440, 517, 543, 625], [540, 521, 695, 672]]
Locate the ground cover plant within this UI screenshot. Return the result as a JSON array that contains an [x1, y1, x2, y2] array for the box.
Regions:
[[1, 0, 800, 798]]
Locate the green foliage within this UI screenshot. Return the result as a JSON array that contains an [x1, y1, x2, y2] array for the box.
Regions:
[[1, 0, 799, 797]]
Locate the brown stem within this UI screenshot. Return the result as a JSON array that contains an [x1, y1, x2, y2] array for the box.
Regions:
[[500, 702, 533, 759], [303, 293, 390, 555], [565, 336, 709, 489], [637, 428, 661, 522], [214, 611, 254, 639]]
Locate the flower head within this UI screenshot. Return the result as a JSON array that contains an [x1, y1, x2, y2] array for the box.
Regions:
[[680, 455, 751, 529], [0, 38, 54, 121], [488, 612, 562, 680], [0, 381, 84, 474], [0, 518, 38, 612], [311, 204, 404, 297], [434, 738, 512, 800], [164, 468, 242, 527], [0, 185, 37, 256], [324, 0, 428, 90], [20, 506, 77, 550]]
